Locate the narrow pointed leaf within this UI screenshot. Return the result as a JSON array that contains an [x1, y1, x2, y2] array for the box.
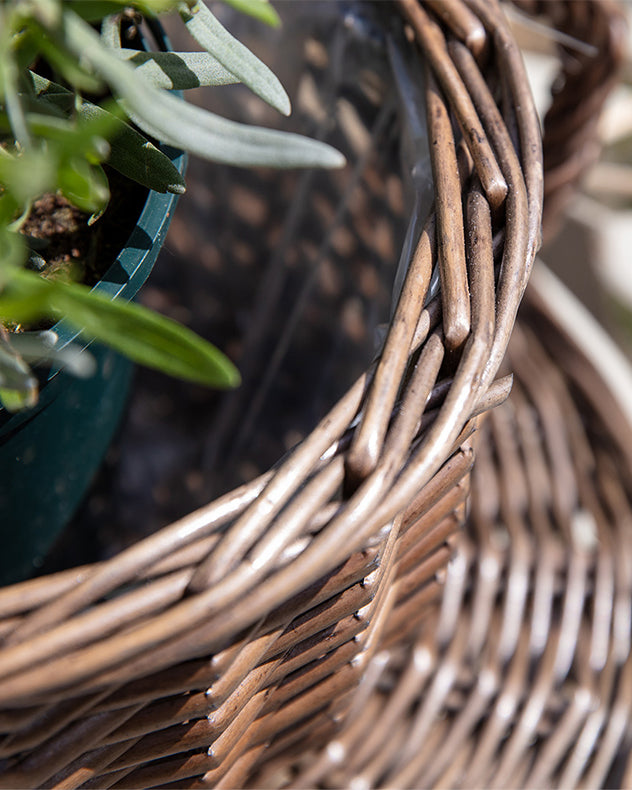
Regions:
[[9, 331, 97, 378], [119, 49, 238, 89], [61, 11, 346, 170], [129, 99, 347, 168], [100, 13, 122, 48], [179, 1, 290, 115], [29, 73, 186, 193], [0, 270, 240, 388]]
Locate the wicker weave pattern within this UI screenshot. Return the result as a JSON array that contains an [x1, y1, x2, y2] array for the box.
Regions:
[[0, 0, 601, 786], [247, 267, 632, 789]]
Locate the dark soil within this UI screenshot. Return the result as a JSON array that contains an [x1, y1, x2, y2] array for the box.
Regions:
[[21, 168, 147, 289], [21, 194, 87, 282], [16, 12, 149, 292]]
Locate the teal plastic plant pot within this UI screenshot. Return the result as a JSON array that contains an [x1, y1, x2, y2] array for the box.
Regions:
[[0, 146, 186, 586]]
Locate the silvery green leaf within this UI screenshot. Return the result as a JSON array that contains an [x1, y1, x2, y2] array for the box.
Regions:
[[62, 12, 346, 170], [1, 270, 241, 388], [29, 72, 186, 194], [128, 97, 346, 169], [9, 330, 96, 377], [100, 13, 122, 49], [103, 15, 238, 89], [118, 49, 238, 90], [178, 1, 291, 116]]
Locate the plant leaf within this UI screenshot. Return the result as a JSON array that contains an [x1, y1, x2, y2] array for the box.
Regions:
[[66, 1, 182, 20], [20, 111, 110, 162], [0, 34, 31, 149], [0, 270, 241, 388], [61, 10, 346, 170], [128, 98, 347, 168], [0, 344, 37, 391], [0, 385, 38, 411], [30, 20, 104, 92], [78, 99, 187, 194], [118, 49, 238, 89], [9, 330, 97, 377], [0, 223, 27, 274], [0, 321, 39, 411], [220, 0, 280, 28], [179, 1, 290, 115], [0, 148, 57, 204], [57, 158, 110, 215], [29, 72, 186, 194]]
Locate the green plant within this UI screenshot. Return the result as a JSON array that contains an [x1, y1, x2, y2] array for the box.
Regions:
[[0, 0, 345, 410]]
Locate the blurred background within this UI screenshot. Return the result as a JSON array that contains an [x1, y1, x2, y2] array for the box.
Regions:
[[514, 2, 632, 328]]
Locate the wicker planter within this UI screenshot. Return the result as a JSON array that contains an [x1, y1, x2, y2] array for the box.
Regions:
[[0, 1, 626, 788], [0, 148, 186, 586]]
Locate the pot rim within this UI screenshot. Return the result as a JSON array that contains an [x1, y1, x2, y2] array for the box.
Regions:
[[49, 147, 187, 358]]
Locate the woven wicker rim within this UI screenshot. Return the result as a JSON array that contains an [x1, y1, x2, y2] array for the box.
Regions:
[[245, 262, 632, 790], [2, 0, 542, 702], [0, 1, 628, 787]]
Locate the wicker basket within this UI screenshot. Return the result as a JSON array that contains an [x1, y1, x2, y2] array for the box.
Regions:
[[0, 1, 625, 788], [252, 262, 632, 789]]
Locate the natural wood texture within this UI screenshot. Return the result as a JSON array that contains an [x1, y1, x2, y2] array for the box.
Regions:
[[250, 266, 632, 789], [0, 0, 623, 787]]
